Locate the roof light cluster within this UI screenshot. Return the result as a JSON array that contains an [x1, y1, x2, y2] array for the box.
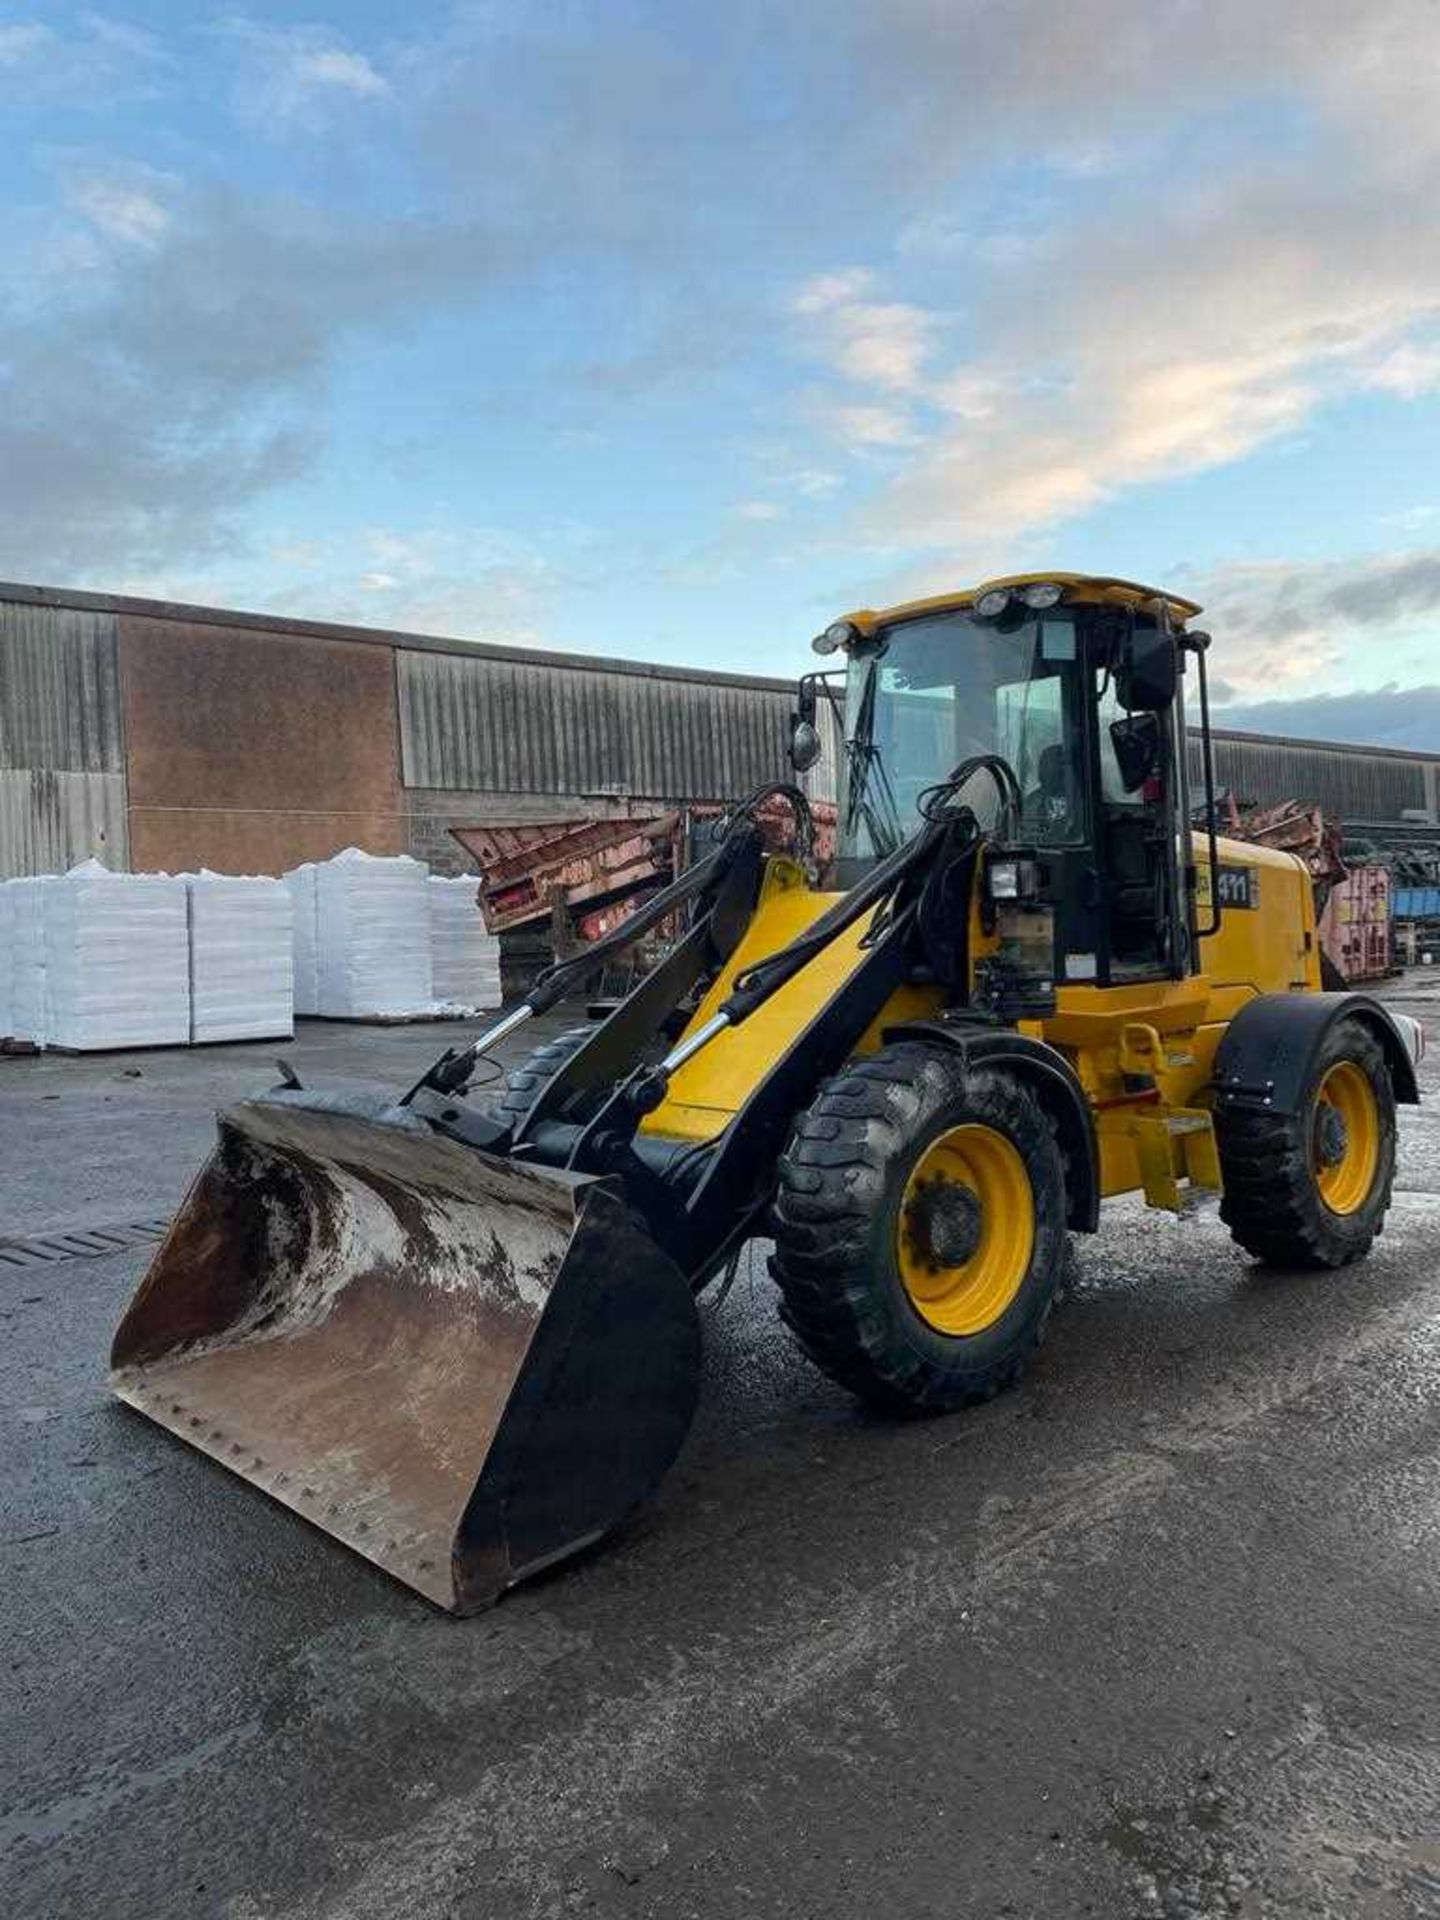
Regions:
[[811, 620, 857, 656], [975, 582, 1064, 619]]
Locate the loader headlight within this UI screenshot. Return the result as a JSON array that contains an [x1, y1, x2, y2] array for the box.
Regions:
[[974, 587, 1011, 619], [987, 857, 1041, 900], [813, 620, 856, 655], [1020, 581, 1063, 610]]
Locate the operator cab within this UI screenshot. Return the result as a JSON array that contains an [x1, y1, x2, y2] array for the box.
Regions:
[[798, 574, 1204, 1012]]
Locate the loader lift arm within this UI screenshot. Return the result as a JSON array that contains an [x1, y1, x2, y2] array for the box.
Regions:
[[418, 756, 1003, 1286], [408, 779, 815, 1106]]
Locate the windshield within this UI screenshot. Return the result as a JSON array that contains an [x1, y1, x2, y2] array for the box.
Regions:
[[837, 607, 1087, 871]]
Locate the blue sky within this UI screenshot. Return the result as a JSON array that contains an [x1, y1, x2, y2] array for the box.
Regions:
[[3, 3, 1440, 745]]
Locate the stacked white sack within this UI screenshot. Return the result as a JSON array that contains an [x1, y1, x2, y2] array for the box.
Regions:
[[0, 880, 12, 1038], [9, 876, 56, 1045], [315, 848, 433, 1018], [428, 876, 503, 1011], [187, 873, 294, 1043], [46, 861, 189, 1051], [283, 863, 320, 1016]]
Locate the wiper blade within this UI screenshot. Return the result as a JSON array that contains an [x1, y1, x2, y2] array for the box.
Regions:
[[841, 659, 905, 854]]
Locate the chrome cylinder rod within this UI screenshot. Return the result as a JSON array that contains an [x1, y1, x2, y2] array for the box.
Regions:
[[456, 1000, 537, 1069], [658, 1012, 732, 1077]]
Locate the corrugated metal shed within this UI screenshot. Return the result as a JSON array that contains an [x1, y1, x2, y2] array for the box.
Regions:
[[1188, 729, 1430, 821], [0, 601, 128, 874], [0, 602, 123, 773], [397, 649, 796, 799], [0, 770, 128, 874]]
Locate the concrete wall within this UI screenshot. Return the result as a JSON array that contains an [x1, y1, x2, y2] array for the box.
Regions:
[[118, 613, 406, 873]]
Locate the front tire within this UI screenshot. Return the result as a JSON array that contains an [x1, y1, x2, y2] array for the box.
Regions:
[[768, 1041, 1070, 1411], [1216, 1015, 1396, 1269], [488, 1026, 604, 1126]]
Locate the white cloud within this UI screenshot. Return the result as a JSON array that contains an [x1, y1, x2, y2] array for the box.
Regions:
[[793, 271, 939, 397], [11, 0, 1440, 621], [734, 500, 784, 521], [222, 20, 389, 130], [829, 301, 936, 391], [298, 48, 387, 98], [358, 570, 398, 591], [0, 21, 48, 65], [789, 467, 842, 498], [820, 401, 919, 451], [0, 12, 168, 101], [66, 168, 173, 248], [1175, 548, 1440, 699], [763, 1, 1440, 578], [1364, 342, 1440, 399], [822, 178, 1440, 558], [791, 268, 875, 314]]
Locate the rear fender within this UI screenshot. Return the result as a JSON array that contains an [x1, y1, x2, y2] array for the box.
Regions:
[[881, 1019, 1101, 1233], [1212, 991, 1422, 1116]]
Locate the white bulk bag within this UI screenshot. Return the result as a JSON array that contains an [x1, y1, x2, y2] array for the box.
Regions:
[[187, 873, 294, 1043], [427, 875, 502, 1011], [9, 875, 57, 1046], [46, 861, 189, 1051], [283, 863, 321, 1017], [315, 848, 433, 1018]]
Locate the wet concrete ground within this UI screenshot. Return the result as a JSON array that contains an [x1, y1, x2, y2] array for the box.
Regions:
[[4, 985, 1440, 1919]]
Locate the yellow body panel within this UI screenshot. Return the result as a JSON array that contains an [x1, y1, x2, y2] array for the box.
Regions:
[[1044, 833, 1318, 1199], [644, 824, 1318, 1207], [640, 858, 939, 1144]]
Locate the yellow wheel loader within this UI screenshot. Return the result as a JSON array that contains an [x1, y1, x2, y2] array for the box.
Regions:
[[110, 574, 1424, 1611]]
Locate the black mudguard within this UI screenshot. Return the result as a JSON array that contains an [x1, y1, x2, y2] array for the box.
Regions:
[[1213, 991, 1421, 1116]]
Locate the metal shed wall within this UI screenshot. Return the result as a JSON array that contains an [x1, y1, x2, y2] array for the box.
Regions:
[[118, 613, 405, 874], [1187, 730, 1431, 821], [397, 649, 795, 800], [0, 602, 128, 874]]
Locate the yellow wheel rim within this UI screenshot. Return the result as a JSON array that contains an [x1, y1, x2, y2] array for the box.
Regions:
[[1312, 1061, 1380, 1216], [897, 1124, 1035, 1336]]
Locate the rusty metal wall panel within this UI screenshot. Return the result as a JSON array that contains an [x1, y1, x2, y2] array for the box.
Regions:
[[119, 613, 405, 875], [0, 771, 128, 875], [1187, 731, 1429, 820], [0, 602, 123, 774], [397, 650, 794, 799]]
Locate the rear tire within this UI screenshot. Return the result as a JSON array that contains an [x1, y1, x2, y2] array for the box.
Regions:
[[768, 1041, 1070, 1411], [1216, 1016, 1396, 1269]]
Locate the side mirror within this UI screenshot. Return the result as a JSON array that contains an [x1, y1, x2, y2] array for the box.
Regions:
[[789, 719, 822, 773], [1109, 713, 1162, 791], [789, 676, 823, 773], [1116, 623, 1177, 711]]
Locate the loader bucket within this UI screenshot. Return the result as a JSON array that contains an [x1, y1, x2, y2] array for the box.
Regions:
[[109, 1093, 701, 1612]]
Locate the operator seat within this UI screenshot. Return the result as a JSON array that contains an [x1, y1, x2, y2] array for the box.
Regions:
[[1023, 743, 1074, 843]]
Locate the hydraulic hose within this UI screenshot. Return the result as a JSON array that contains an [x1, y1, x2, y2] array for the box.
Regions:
[[719, 754, 1017, 1023]]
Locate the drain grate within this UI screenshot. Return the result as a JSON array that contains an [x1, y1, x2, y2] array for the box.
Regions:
[[0, 1218, 170, 1272]]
